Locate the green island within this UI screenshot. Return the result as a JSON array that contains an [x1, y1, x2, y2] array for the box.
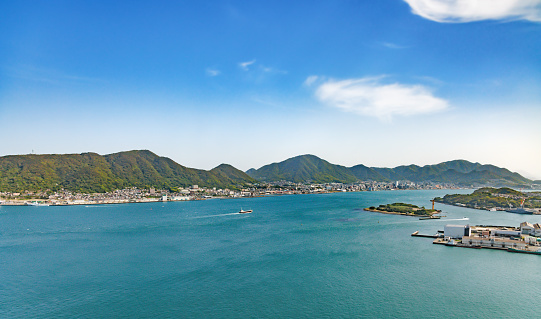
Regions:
[[434, 187, 541, 211], [364, 203, 440, 217]]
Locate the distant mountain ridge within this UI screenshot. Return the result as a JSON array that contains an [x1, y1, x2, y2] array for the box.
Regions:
[[246, 155, 531, 186], [0, 150, 256, 193], [0, 151, 531, 193]]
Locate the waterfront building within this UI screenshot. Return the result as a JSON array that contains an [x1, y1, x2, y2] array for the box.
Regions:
[[444, 225, 471, 239], [520, 222, 535, 235], [492, 229, 521, 237], [534, 224, 541, 237], [461, 236, 527, 249], [171, 196, 190, 201]]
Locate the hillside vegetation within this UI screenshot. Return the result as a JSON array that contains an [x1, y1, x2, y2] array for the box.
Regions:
[[247, 155, 531, 186], [0, 150, 256, 193], [0, 151, 532, 193], [366, 203, 438, 216], [434, 187, 541, 210]]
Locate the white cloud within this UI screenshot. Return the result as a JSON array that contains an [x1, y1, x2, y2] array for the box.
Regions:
[[206, 68, 221, 77], [239, 59, 256, 71], [304, 75, 319, 87], [403, 0, 541, 23], [314, 77, 448, 121]]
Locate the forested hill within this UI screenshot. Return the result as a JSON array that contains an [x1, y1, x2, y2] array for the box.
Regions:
[[0, 151, 532, 193], [0, 150, 256, 193], [246, 154, 357, 184], [246, 155, 531, 186]]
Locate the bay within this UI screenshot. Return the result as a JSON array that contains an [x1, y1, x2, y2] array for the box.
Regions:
[[1, 189, 540, 318]]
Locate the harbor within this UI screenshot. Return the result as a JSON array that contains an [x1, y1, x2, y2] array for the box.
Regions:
[[413, 222, 541, 255]]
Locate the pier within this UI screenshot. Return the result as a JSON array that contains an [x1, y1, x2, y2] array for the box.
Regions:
[[411, 231, 442, 238]]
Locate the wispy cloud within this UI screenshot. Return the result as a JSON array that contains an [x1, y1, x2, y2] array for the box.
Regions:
[[5, 65, 105, 84], [238, 59, 256, 71], [303, 75, 320, 87], [314, 76, 448, 121], [260, 65, 287, 74], [413, 75, 444, 86], [206, 68, 221, 77], [403, 0, 541, 23], [381, 42, 408, 49]]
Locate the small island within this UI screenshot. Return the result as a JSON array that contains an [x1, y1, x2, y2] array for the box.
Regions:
[[364, 202, 441, 218], [434, 187, 541, 213]]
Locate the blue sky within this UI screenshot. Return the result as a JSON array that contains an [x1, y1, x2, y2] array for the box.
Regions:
[[1, 0, 540, 179]]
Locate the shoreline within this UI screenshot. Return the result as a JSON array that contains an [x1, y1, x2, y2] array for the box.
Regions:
[[436, 200, 541, 215], [363, 208, 432, 217], [0, 188, 465, 208]]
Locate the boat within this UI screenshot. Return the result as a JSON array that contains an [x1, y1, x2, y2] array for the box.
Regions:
[[238, 209, 252, 214], [506, 207, 534, 214], [26, 201, 50, 207], [506, 198, 534, 214], [419, 216, 441, 220], [507, 247, 541, 255]]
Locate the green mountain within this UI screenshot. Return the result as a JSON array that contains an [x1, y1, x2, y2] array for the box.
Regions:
[[246, 154, 357, 183], [0, 150, 255, 193], [246, 155, 532, 186], [348, 164, 388, 182], [1, 151, 531, 192], [210, 164, 258, 185]]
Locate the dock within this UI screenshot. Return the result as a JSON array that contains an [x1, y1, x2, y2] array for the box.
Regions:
[[411, 231, 442, 238]]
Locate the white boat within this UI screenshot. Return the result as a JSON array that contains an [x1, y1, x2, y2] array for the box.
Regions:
[[26, 201, 50, 207], [238, 209, 252, 214]]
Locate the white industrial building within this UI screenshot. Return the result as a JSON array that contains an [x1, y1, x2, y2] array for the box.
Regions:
[[520, 222, 535, 235], [444, 224, 471, 239], [461, 236, 527, 249], [492, 229, 520, 237]]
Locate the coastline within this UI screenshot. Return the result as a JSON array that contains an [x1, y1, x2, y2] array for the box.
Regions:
[[363, 207, 432, 217], [0, 188, 466, 208]]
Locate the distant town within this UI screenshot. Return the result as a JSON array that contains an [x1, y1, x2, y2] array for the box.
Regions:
[[0, 180, 463, 206]]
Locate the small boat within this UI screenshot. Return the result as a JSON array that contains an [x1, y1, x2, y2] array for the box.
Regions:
[[238, 209, 252, 214], [26, 201, 50, 207]]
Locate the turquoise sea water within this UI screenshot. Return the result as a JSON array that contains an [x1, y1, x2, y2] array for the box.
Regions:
[[2, 190, 541, 318]]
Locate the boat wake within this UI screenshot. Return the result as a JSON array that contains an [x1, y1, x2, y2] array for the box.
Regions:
[[437, 217, 469, 221], [191, 212, 244, 219]]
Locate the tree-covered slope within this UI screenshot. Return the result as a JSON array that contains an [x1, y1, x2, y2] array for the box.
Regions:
[[0, 150, 255, 192], [434, 187, 541, 210], [246, 156, 531, 185], [210, 164, 258, 185], [246, 154, 357, 183], [348, 164, 389, 182]]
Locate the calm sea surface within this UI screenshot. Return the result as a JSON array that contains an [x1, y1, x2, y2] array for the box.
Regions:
[[2, 190, 541, 318]]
